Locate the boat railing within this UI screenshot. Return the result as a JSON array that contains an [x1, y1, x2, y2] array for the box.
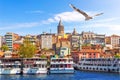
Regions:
[[51, 61, 73, 64], [35, 61, 47, 64], [4, 67, 13, 70]]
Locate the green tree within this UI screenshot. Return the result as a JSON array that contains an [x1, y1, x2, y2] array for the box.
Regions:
[[114, 53, 120, 58], [40, 54, 47, 58], [18, 38, 37, 58], [1, 45, 9, 52]]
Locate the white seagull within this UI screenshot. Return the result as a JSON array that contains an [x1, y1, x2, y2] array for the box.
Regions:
[[69, 4, 103, 21]]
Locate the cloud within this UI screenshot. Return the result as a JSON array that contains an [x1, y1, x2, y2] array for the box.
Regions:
[[1, 10, 119, 33], [91, 17, 120, 23], [42, 10, 105, 24], [0, 22, 39, 30], [46, 11, 85, 22], [83, 18, 120, 32], [27, 11, 88, 25], [92, 23, 120, 31]]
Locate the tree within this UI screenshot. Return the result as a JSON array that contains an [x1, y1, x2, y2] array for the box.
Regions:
[[18, 38, 37, 58], [114, 53, 120, 58], [1, 45, 9, 52], [40, 54, 47, 58]]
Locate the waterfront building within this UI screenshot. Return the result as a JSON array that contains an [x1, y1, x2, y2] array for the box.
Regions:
[[4, 51, 12, 58], [13, 33, 20, 41], [95, 34, 105, 45], [40, 49, 55, 59], [71, 48, 103, 63], [5, 32, 14, 51], [59, 47, 71, 57], [25, 35, 36, 45], [71, 28, 82, 51], [56, 33, 71, 47], [41, 33, 52, 49], [105, 35, 120, 49], [81, 31, 95, 44], [52, 34, 57, 50], [81, 31, 105, 45], [56, 37, 71, 54], [56, 37, 71, 48], [0, 36, 2, 49]]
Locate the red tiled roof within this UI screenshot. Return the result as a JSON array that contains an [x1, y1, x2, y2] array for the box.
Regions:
[[13, 43, 20, 50], [80, 49, 100, 53]]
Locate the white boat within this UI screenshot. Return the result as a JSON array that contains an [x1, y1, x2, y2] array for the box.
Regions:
[[75, 58, 120, 73], [50, 58, 74, 74], [22, 58, 47, 74], [0, 58, 21, 74]]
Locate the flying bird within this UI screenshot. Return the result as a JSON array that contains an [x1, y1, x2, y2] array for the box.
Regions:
[[69, 4, 103, 21]]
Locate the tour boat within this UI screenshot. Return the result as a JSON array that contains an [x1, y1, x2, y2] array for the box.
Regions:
[[49, 58, 74, 74], [0, 58, 21, 74], [22, 58, 48, 74], [75, 58, 120, 73]]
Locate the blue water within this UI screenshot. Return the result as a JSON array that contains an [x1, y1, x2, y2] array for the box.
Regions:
[[0, 70, 120, 80]]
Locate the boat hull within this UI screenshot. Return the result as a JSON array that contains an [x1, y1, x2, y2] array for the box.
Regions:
[[50, 68, 74, 74], [23, 68, 48, 74], [76, 58, 120, 73], [0, 68, 21, 74]]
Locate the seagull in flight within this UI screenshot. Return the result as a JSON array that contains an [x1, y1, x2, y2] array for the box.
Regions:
[[69, 4, 103, 21]]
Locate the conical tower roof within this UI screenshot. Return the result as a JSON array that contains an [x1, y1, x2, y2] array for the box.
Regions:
[[72, 28, 77, 35], [57, 19, 64, 35]]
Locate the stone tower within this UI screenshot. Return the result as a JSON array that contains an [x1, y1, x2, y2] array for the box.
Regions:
[[72, 28, 77, 35], [57, 19, 64, 35]]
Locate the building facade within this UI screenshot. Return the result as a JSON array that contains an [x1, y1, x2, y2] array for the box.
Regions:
[[105, 35, 120, 49], [41, 33, 52, 49], [71, 28, 82, 51], [111, 35, 120, 48], [59, 47, 70, 57], [0, 36, 2, 49], [81, 31, 105, 45], [71, 49, 102, 63], [25, 35, 36, 45], [5, 32, 14, 51]]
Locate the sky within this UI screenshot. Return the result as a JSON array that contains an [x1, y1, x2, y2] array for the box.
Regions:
[[0, 0, 120, 36]]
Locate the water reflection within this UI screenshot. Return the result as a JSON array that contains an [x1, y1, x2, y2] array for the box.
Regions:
[[0, 71, 119, 80]]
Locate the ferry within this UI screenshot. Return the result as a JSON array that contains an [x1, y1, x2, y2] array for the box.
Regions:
[[75, 58, 120, 73], [0, 58, 21, 74], [22, 58, 48, 74], [50, 58, 74, 74]]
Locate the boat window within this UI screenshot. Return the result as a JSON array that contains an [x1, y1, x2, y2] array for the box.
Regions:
[[60, 64, 63, 68], [104, 68, 106, 71], [96, 68, 98, 70], [56, 64, 59, 68], [42, 65, 44, 68], [86, 67, 88, 69]]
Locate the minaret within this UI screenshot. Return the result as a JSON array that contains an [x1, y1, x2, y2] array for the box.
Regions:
[[57, 19, 64, 35], [72, 28, 77, 35]]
